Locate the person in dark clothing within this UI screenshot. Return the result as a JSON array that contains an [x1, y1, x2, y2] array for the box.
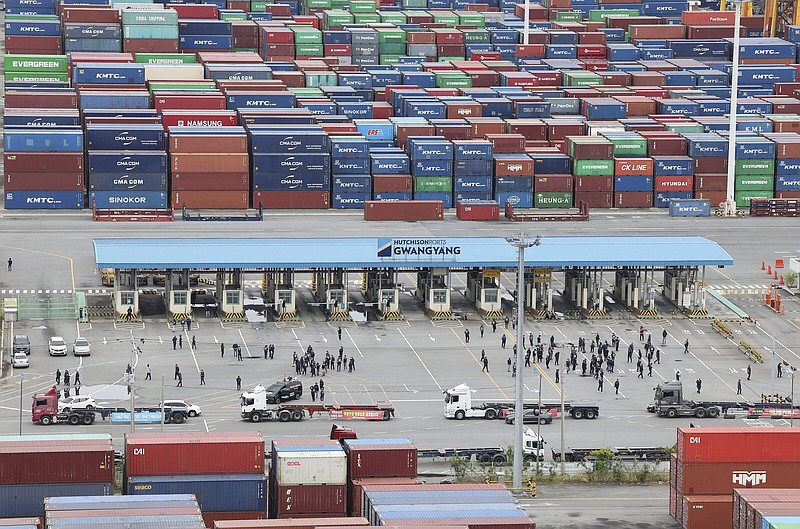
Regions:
[[464, 329, 470, 343], [174, 364, 180, 380], [172, 336, 177, 350], [747, 364, 752, 381], [482, 357, 489, 372], [696, 379, 702, 393], [236, 376, 241, 391], [176, 372, 182, 387], [221, 343, 225, 358], [614, 379, 620, 395], [200, 369, 205, 385], [737, 379, 743, 395], [55, 369, 61, 385]]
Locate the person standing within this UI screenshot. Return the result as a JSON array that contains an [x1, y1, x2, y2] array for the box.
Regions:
[[179, 335, 183, 349], [172, 336, 177, 350], [191, 335, 196, 350], [555, 369, 560, 384], [507, 357, 512, 372], [501, 334, 507, 348], [145, 364, 152, 380], [338, 326, 342, 340], [747, 364, 752, 381], [480, 324, 485, 338], [220, 343, 225, 358], [55, 369, 61, 385], [696, 379, 702, 394], [684, 339, 689, 354], [7, 258, 12, 271], [492, 320, 497, 333], [778, 362, 784, 378], [662, 329, 668, 345], [464, 329, 470, 343], [737, 379, 743, 395], [264, 345, 269, 359], [236, 376, 241, 391], [614, 378, 620, 395], [200, 369, 205, 385], [597, 377, 604, 392], [64, 370, 70, 387], [238, 347, 243, 362]]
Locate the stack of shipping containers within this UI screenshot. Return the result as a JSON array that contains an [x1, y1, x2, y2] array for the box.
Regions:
[[342, 438, 419, 517], [0, 434, 114, 518], [5, 15, 62, 54], [124, 432, 267, 526], [670, 427, 800, 529], [733, 489, 800, 529], [44, 494, 206, 529], [122, 9, 179, 54], [268, 439, 347, 519]]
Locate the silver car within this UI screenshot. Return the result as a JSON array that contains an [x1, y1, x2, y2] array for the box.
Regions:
[[73, 337, 91, 356]]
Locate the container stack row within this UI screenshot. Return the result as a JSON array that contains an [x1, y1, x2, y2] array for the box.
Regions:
[[670, 427, 800, 529], [0, 434, 114, 518], [43, 494, 205, 529], [124, 432, 267, 527], [733, 489, 800, 529]]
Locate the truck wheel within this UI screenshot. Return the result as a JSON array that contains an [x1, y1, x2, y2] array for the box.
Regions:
[[573, 409, 584, 419], [250, 412, 262, 423], [82, 415, 93, 425], [485, 409, 497, 420], [480, 453, 492, 463], [524, 455, 536, 463], [40, 415, 53, 426], [89, 414, 96, 424], [279, 411, 291, 422], [172, 413, 185, 424], [383, 411, 391, 421], [454, 410, 466, 420], [708, 407, 720, 418], [666, 408, 678, 418], [69, 415, 80, 425], [695, 408, 707, 418], [585, 409, 597, 420], [291, 410, 304, 421], [493, 454, 507, 464]]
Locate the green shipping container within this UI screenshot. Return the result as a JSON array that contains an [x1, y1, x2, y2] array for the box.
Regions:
[[296, 44, 324, 56], [377, 29, 406, 43], [134, 53, 197, 64], [555, 11, 582, 21], [414, 177, 453, 192], [562, 70, 602, 87], [289, 87, 323, 97], [735, 174, 774, 190], [221, 11, 248, 20], [735, 159, 775, 176], [462, 29, 490, 43], [292, 28, 323, 44], [438, 56, 467, 62], [457, 13, 485, 27], [379, 43, 406, 54], [589, 9, 640, 21], [305, 72, 337, 87], [5, 72, 70, 83], [379, 55, 402, 65], [4, 54, 68, 73], [402, 0, 427, 7], [610, 138, 647, 156], [123, 25, 179, 40], [666, 123, 704, 133], [573, 159, 614, 176], [306, 0, 331, 8], [735, 190, 773, 208], [380, 12, 407, 24], [5, 14, 60, 20], [432, 12, 459, 25], [435, 74, 471, 88], [353, 13, 380, 23], [250, 1, 269, 11], [535, 192, 573, 208], [121, 10, 179, 25], [350, 0, 377, 11]]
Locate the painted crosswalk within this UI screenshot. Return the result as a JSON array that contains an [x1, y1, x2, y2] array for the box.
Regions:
[[706, 285, 773, 295], [0, 289, 73, 295]]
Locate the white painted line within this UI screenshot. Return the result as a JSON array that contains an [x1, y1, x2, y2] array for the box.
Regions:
[[344, 328, 364, 358], [185, 329, 200, 372], [238, 328, 252, 358], [291, 328, 303, 348], [204, 419, 209, 433], [398, 328, 442, 392]]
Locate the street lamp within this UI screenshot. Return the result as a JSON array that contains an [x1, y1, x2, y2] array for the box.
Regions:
[[788, 367, 797, 427], [505, 233, 541, 491], [19, 374, 24, 436], [724, 0, 745, 217], [533, 367, 543, 477]]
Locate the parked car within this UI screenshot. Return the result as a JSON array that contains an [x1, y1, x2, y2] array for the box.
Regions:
[[13, 335, 31, 355], [72, 337, 91, 356], [58, 395, 96, 412], [48, 337, 67, 356], [161, 400, 202, 417], [505, 408, 554, 425], [263, 379, 303, 403], [12, 352, 29, 368]]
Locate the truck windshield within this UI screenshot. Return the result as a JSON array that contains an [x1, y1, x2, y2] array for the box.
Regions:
[[241, 396, 253, 406], [444, 393, 457, 404]]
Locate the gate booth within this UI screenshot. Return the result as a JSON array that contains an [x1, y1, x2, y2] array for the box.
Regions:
[[415, 268, 451, 319], [166, 270, 190, 320], [664, 267, 707, 316], [464, 269, 502, 318], [263, 271, 297, 320], [614, 268, 658, 317], [525, 268, 554, 316], [564, 268, 606, 317], [364, 269, 403, 320], [113, 269, 140, 321], [216, 269, 244, 321], [313, 270, 350, 321]]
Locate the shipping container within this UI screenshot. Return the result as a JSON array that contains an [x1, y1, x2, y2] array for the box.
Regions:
[[124, 432, 264, 477], [614, 192, 653, 208], [254, 191, 330, 209], [5, 172, 84, 192], [201, 512, 266, 528], [126, 474, 266, 512], [0, 483, 111, 517], [342, 439, 417, 479], [349, 477, 418, 517], [0, 438, 113, 484], [682, 495, 732, 529], [213, 518, 369, 529], [364, 200, 443, 221], [273, 451, 346, 486], [456, 201, 500, 221], [669, 200, 711, 217], [677, 428, 800, 463], [4, 191, 84, 209], [172, 191, 249, 210], [269, 481, 346, 516], [43, 493, 197, 511]]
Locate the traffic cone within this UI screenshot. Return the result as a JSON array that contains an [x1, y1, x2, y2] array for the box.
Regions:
[[774, 270, 779, 280], [768, 265, 772, 275], [780, 275, 785, 286], [762, 261, 766, 270]]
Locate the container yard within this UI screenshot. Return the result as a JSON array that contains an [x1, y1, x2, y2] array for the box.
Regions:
[[3, 0, 800, 214]]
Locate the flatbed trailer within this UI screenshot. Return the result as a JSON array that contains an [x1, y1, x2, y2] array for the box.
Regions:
[[553, 446, 671, 463], [505, 201, 589, 222], [242, 402, 395, 423], [181, 203, 263, 221]]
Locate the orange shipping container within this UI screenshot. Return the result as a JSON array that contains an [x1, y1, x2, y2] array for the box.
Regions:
[[171, 153, 249, 173], [614, 157, 654, 176]]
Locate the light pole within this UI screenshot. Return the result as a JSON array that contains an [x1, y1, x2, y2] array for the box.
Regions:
[[724, 0, 744, 216], [505, 233, 541, 491], [789, 367, 796, 427], [560, 360, 565, 475], [129, 330, 136, 434], [534, 367, 543, 476], [19, 374, 24, 436]]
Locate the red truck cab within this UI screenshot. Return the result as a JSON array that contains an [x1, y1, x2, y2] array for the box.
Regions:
[[32, 386, 59, 424]]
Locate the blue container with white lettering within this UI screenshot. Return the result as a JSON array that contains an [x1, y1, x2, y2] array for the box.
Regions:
[[372, 192, 412, 201], [125, 474, 265, 512], [614, 176, 654, 193], [414, 192, 453, 208], [454, 191, 493, 203], [669, 199, 711, 217], [371, 154, 410, 174], [658, 100, 700, 116], [64, 23, 120, 39], [495, 176, 534, 192], [584, 100, 626, 120], [495, 191, 533, 208], [331, 136, 369, 157], [4, 129, 83, 152], [332, 192, 370, 209], [662, 71, 697, 86], [324, 31, 350, 44], [89, 172, 168, 192], [777, 160, 800, 178], [655, 191, 694, 208], [333, 157, 370, 174], [88, 151, 167, 174], [730, 37, 796, 59], [179, 20, 232, 35], [402, 72, 435, 88], [477, 98, 513, 119], [227, 92, 296, 110], [6, 0, 57, 8], [411, 160, 453, 177], [687, 135, 728, 157], [338, 73, 372, 88], [406, 101, 446, 119], [531, 153, 571, 174], [251, 154, 330, 175], [4, 190, 84, 210], [736, 66, 798, 85], [453, 140, 493, 160], [5, 20, 61, 36], [65, 37, 121, 52], [248, 130, 327, 153], [545, 44, 577, 59], [366, 69, 402, 86], [79, 92, 151, 110], [180, 35, 233, 50], [3, 112, 80, 127], [669, 40, 730, 58], [736, 138, 775, 159], [408, 139, 453, 161], [332, 175, 372, 192], [252, 173, 330, 191], [454, 160, 492, 177], [653, 156, 694, 176], [355, 120, 393, 142], [607, 44, 641, 61], [205, 64, 272, 81], [72, 63, 144, 84], [90, 191, 168, 210], [514, 100, 551, 118], [643, 1, 686, 15], [693, 70, 729, 86], [697, 100, 730, 115], [337, 103, 373, 120], [85, 124, 164, 150], [454, 176, 493, 192]]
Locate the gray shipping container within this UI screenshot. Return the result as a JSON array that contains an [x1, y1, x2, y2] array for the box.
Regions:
[[46, 515, 205, 527], [44, 493, 196, 511], [407, 44, 437, 57], [0, 483, 111, 517]]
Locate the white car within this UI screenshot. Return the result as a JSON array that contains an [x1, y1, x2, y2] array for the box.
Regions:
[[73, 337, 91, 356], [58, 395, 96, 412], [12, 352, 29, 368], [162, 400, 202, 417], [48, 337, 67, 356]]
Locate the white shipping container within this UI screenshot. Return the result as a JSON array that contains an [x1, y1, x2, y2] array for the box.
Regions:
[[114, 3, 163, 11], [144, 64, 205, 81], [274, 451, 346, 486]]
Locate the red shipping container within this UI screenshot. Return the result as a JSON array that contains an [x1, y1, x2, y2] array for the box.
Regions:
[[677, 427, 800, 463], [506, 121, 547, 140], [270, 482, 346, 516], [546, 120, 586, 140], [255, 190, 330, 209], [776, 190, 800, 199], [574, 176, 614, 192], [345, 442, 418, 479], [373, 174, 412, 193], [466, 117, 506, 138], [169, 134, 247, 153], [535, 175, 573, 192], [160, 110, 236, 129], [494, 156, 534, 176], [62, 7, 120, 23], [202, 512, 265, 527], [578, 32, 605, 44], [693, 156, 727, 173], [172, 172, 249, 191], [173, 190, 249, 209], [742, 502, 800, 529], [614, 157, 654, 176], [171, 153, 248, 173], [197, 52, 262, 64], [325, 44, 351, 55], [486, 134, 526, 153], [124, 432, 264, 476], [124, 40, 179, 53], [655, 175, 693, 192], [5, 36, 62, 53], [614, 192, 653, 208], [575, 190, 613, 208], [47, 507, 200, 519], [681, 10, 735, 24], [215, 518, 369, 529], [165, 3, 218, 17], [5, 153, 83, 173], [0, 439, 113, 484], [682, 495, 732, 529], [646, 136, 687, 156], [395, 124, 435, 150], [669, 485, 677, 520], [628, 24, 686, 40], [4, 92, 78, 109], [694, 190, 727, 204], [678, 461, 800, 495], [445, 101, 482, 119], [687, 25, 745, 39], [364, 200, 443, 221], [349, 477, 419, 517], [154, 94, 227, 113], [5, 172, 85, 192]]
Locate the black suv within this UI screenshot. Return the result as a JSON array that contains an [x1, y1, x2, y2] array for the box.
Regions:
[[13, 335, 31, 355], [264, 379, 303, 403]]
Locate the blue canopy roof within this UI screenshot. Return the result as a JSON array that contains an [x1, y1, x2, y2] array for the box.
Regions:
[[93, 236, 733, 269]]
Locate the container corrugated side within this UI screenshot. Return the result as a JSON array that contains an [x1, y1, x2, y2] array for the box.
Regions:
[[677, 428, 800, 463], [0, 441, 113, 484], [126, 474, 265, 512], [213, 518, 369, 529], [350, 477, 418, 517], [44, 494, 196, 511], [0, 483, 111, 517], [274, 451, 347, 486]]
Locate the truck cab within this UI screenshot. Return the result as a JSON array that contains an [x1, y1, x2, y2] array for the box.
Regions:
[[32, 387, 59, 424], [444, 384, 490, 419], [651, 380, 721, 418]]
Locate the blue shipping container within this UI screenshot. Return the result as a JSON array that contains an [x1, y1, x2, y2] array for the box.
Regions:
[[331, 137, 370, 157], [454, 159, 492, 176], [454, 140, 493, 160], [4, 191, 84, 210], [776, 173, 800, 189], [454, 176, 493, 192], [614, 176, 654, 192], [372, 192, 412, 201], [249, 130, 328, 152], [3, 129, 83, 152], [252, 154, 330, 175], [669, 198, 712, 216], [0, 483, 111, 516], [371, 154, 410, 174], [495, 191, 534, 208], [4, 20, 61, 36], [226, 93, 297, 110], [252, 173, 330, 191], [333, 157, 370, 174], [90, 191, 169, 210], [411, 160, 453, 177], [454, 191, 493, 202], [408, 141, 453, 160], [736, 139, 776, 159], [179, 35, 233, 49], [655, 191, 693, 208], [63, 23, 120, 39], [89, 173, 168, 191], [414, 192, 453, 208], [85, 124, 164, 150], [72, 63, 145, 85], [653, 156, 695, 176], [126, 474, 265, 512], [79, 92, 151, 110], [88, 151, 167, 174], [332, 175, 372, 192], [178, 20, 232, 35], [332, 192, 370, 209], [3, 113, 80, 127], [494, 176, 534, 192]]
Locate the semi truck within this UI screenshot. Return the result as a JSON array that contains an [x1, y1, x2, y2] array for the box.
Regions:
[[240, 384, 395, 423], [649, 380, 799, 419], [444, 384, 599, 420], [32, 386, 189, 425]]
